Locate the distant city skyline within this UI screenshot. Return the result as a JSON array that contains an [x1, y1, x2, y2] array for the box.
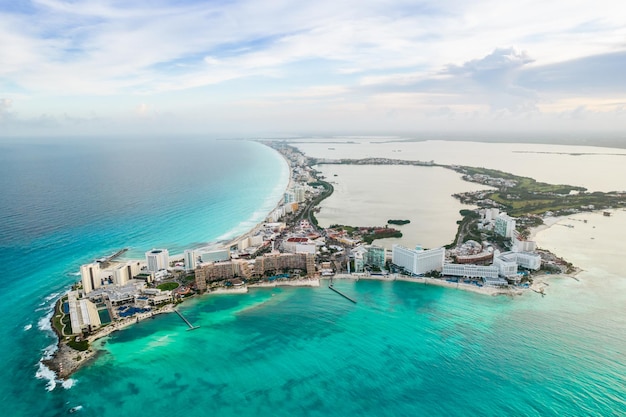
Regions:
[[1, 1, 625, 138]]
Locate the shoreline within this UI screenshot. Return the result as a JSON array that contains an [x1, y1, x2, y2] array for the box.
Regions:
[[526, 215, 565, 241], [43, 304, 176, 380], [41, 142, 597, 383], [332, 274, 523, 296], [42, 141, 294, 382], [218, 142, 295, 251]]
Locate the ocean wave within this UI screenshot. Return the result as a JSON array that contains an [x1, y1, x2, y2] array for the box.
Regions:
[[42, 342, 58, 360], [24, 323, 32, 331], [35, 361, 57, 392], [62, 378, 77, 389], [37, 310, 54, 333], [44, 292, 60, 302]]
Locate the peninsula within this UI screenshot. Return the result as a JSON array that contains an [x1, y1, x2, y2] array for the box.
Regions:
[[44, 140, 624, 381]]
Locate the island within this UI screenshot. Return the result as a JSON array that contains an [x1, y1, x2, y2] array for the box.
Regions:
[[387, 219, 411, 225], [43, 140, 626, 381]]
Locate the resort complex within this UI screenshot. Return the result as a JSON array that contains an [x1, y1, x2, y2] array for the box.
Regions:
[[52, 141, 589, 353]]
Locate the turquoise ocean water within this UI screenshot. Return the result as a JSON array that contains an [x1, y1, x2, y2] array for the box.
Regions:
[[0, 138, 624, 416]]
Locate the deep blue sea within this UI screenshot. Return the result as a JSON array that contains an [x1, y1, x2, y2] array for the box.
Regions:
[[0, 138, 624, 417]]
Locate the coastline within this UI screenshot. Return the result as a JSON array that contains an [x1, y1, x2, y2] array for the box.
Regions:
[[332, 274, 523, 296], [44, 304, 176, 379], [43, 140, 294, 381], [526, 215, 565, 241], [221, 143, 294, 250], [249, 278, 320, 288], [42, 142, 601, 383]]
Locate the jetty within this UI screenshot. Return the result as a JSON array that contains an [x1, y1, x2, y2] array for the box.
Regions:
[[174, 308, 200, 330], [328, 284, 357, 304], [97, 248, 128, 268]]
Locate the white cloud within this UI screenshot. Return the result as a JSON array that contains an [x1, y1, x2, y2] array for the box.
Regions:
[[1, 0, 626, 136]]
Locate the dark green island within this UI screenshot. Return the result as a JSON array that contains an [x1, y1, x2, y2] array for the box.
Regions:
[[387, 219, 411, 225]]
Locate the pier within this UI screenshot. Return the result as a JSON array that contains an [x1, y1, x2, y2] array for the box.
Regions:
[[97, 248, 128, 268], [174, 308, 200, 330], [328, 284, 357, 304]]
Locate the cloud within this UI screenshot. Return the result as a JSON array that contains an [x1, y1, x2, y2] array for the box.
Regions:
[[0, 98, 14, 122], [446, 47, 534, 75], [518, 51, 626, 94], [1, 1, 626, 136]]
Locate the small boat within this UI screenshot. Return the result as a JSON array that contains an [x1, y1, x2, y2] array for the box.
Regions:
[[68, 406, 82, 413]]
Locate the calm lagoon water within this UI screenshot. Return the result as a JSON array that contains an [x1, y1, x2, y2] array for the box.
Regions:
[[296, 139, 626, 192]]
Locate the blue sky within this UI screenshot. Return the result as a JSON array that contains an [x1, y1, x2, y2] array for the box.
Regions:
[[1, 0, 626, 137]]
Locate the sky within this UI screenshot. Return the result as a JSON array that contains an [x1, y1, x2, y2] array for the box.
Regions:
[[1, 0, 626, 138]]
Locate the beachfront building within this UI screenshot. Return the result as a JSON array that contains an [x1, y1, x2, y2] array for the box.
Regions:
[[442, 264, 499, 280], [195, 259, 253, 290], [493, 251, 541, 281], [365, 245, 386, 270], [184, 250, 198, 271], [284, 191, 296, 204], [254, 252, 316, 277], [351, 246, 368, 273], [495, 213, 516, 238], [509, 251, 541, 270], [294, 185, 306, 202], [493, 255, 518, 278], [392, 245, 445, 275], [350, 245, 386, 272], [268, 206, 286, 222], [512, 232, 537, 253], [199, 249, 230, 263], [283, 237, 316, 254], [67, 291, 102, 334], [111, 261, 142, 286], [145, 249, 169, 273], [80, 262, 102, 294]]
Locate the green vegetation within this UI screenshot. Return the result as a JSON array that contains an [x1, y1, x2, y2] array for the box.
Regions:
[[329, 224, 357, 233], [363, 229, 402, 244], [387, 219, 410, 225], [454, 166, 626, 217], [460, 166, 586, 194], [157, 282, 179, 291], [51, 296, 73, 336], [447, 210, 482, 248], [296, 177, 334, 227], [329, 224, 402, 244], [68, 336, 89, 352]]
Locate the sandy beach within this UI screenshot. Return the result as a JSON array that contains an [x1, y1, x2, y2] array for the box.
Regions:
[[207, 287, 249, 295], [526, 215, 565, 241], [332, 274, 523, 296], [249, 278, 320, 288]]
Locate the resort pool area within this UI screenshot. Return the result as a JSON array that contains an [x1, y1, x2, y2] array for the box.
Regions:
[[98, 309, 112, 324], [117, 306, 150, 317]]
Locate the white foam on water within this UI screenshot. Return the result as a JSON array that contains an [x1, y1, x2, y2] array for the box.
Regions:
[[44, 292, 60, 302], [23, 323, 32, 331], [42, 343, 58, 360], [35, 361, 57, 392], [62, 378, 77, 389], [37, 310, 54, 333]]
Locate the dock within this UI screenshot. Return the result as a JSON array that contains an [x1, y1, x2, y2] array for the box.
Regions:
[[328, 284, 357, 304], [97, 248, 128, 268], [174, 308, 200, 330]]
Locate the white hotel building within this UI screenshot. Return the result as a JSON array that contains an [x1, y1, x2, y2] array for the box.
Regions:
[[392, 245, 445, 276], [145, 248, 170, 273], [442, 264, 499, 279]]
